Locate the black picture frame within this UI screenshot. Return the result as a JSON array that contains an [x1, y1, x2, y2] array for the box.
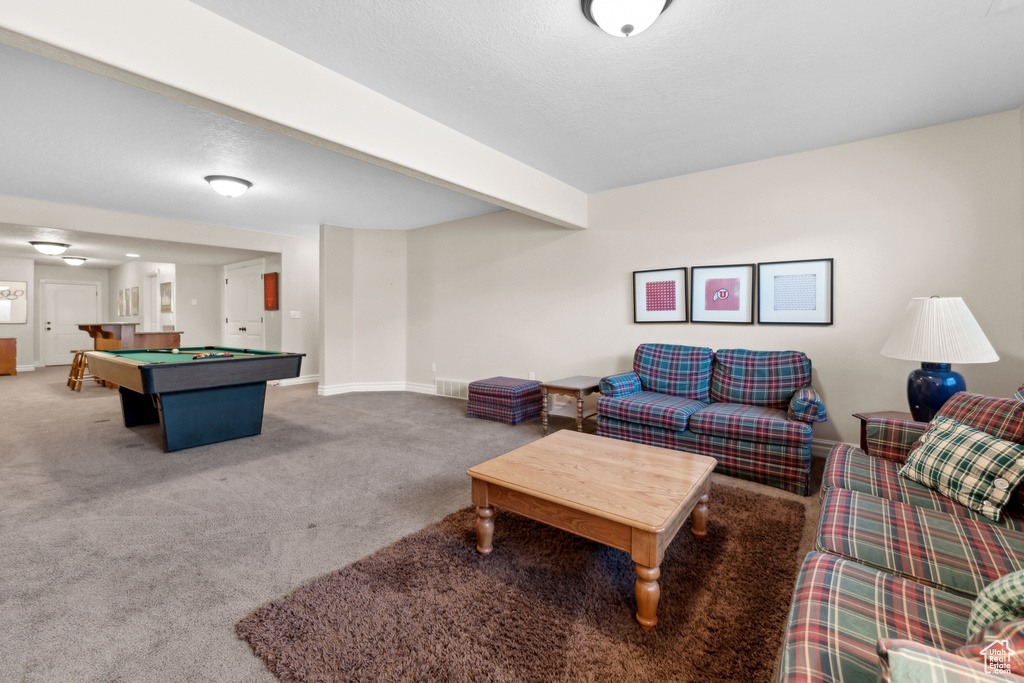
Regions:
[[690, 263, 755, 324], [756, 258, 834, 325], [632, 267, 688, 323]]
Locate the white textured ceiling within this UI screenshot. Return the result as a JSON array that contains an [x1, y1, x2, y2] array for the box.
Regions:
[[2, 0, 1024, 265], [189, 0, 1024, 192]]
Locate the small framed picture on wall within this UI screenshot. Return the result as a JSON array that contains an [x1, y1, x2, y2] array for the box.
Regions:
[[757, 258, 833, 325], [633, 267, 688, 323], [690, 263, 755, 324]]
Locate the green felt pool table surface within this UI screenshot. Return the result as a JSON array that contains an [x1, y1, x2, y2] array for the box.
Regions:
[[96, 346, 285, 364]]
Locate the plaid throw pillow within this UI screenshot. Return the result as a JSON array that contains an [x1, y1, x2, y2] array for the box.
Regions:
[[966, 572, 1024, 637], [899, 417, 1024, 522]]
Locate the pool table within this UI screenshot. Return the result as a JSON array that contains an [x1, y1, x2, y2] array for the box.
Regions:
[[85, 346, 304, 451]]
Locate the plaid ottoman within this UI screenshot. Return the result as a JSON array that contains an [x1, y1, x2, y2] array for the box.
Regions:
[[466, 376, 542, 426]]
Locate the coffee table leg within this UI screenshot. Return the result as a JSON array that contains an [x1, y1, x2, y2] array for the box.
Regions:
[[635, 564, 661, 630], [475, 506, 494, 555], [541, 386, 549, 436], [690, 493, 709, 538]]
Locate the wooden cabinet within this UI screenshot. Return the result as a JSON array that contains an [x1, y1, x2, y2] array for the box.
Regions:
[[0, 338, 16, 376]]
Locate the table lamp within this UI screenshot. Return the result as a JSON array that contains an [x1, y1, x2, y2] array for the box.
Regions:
[[880, 296, 998, 421]]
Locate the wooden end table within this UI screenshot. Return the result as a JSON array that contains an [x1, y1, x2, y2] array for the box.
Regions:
[[468, 431, 717, 630], [852, 410, 913, 451], [540, 375, 601, 436]]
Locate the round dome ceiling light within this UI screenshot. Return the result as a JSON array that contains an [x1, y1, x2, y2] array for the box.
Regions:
[[581, 0, 673, 38], [204, 175, 253, 198], [30, 241, 71, 255], [62, 257, 87, 266]]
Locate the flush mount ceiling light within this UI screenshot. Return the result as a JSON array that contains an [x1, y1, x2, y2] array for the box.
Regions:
[[204, 175, 252, 198], [581, 0, 673, 37], [29, 241, 71, 255], [62, 256, 87, 266]]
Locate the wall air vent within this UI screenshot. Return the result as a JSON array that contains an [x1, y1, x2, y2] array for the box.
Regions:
[[434, 378, 469, 400]]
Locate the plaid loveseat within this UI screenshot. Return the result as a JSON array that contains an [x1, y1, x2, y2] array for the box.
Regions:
[[597, 344, 827, 496], [777, 390, 1024, 682]]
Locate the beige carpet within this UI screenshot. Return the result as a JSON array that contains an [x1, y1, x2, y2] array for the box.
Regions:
[[1, 366, 822, 681], [237, 484, 806, 682]]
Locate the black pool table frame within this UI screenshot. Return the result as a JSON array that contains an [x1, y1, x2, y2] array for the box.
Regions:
[[85, 347, 304, 452]]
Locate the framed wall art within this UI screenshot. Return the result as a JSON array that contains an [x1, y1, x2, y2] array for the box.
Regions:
[[130, 286, 140, 316], [0, 281, 28, 324], [757, 258, 833, 325], [633, 267, 687, 323], [117, 289, 126, 316], [264, 272, 279, 311], [690, 263, 755, 324], [160, 282, 173, 313]]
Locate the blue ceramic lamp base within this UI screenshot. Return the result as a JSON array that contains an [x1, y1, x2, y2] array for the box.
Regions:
[[907, 362, 965, 422]]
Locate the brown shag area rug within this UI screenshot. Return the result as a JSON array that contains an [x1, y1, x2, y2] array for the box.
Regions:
[[237, 483, 805, 682]]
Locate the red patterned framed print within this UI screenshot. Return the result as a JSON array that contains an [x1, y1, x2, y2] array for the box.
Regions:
[[690, 263, 755, 324], [633, 267, 688, 323]]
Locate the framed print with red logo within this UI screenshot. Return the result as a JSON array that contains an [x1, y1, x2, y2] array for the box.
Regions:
[[690, 263, 755, 324]]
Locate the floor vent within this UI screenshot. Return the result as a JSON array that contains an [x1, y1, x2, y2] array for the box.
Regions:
[[435, 378, 469, 400]]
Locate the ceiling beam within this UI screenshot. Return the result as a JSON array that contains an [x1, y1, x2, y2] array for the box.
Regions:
[[0, 0, 588, 230]]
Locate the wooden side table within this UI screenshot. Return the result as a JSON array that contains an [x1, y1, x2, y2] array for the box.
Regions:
[[0, 338, 16, 376], [852, 410, 913, 451], [540, 375, 601, 436]]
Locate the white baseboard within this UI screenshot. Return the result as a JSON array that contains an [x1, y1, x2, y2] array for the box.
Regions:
[[274, 374, 320, 387], [15, 365, 37, 373], [318, 381, 411, 397], [406, 382, 437, 395], [811, 438, 838, 459]]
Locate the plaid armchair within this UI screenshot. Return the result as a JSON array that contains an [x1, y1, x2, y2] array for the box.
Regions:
[[597, 344, 828, 495]]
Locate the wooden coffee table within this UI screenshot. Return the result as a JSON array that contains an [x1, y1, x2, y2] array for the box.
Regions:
[[468, 431, 717, 630]]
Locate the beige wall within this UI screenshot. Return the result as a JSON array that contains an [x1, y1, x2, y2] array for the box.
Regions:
[[319, 225, 408, 393], [407, 110, 1024, 445], [319, 225, 354, 391]]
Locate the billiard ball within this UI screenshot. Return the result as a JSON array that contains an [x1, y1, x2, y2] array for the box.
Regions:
[[171, 348, 179, 354]]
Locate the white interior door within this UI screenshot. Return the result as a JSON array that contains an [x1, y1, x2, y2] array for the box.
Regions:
[[43, 282, 99, 365], [223, 262, 265, 349]]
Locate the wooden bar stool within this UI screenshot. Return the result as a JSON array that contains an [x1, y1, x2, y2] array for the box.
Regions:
[[67, 350, 89, 391]]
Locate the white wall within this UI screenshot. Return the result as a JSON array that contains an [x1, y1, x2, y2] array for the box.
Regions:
[[174, 264, 221, 346], [319, 226, 408, 393], [353, 230, 407, 389], [407, 110, 1024, 445], [107, 261, 173, 330], [0, 256, 34, 369]]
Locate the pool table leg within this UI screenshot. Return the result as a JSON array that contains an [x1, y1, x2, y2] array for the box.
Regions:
[[119, 387, 160, 427]]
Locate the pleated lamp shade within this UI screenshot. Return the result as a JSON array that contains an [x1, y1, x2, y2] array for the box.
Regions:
[[881, 297, 998, 363], [881, 297, 998, 421]]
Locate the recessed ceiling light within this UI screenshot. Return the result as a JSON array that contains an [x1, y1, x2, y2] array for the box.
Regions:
[[204, 175, 253, 198], [62, 257, 87, 266], [126, 253, 140, 258], [30, 241, 70, 255]]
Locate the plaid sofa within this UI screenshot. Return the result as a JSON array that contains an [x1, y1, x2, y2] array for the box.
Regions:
[[777, 391, 1024, 682], [597, 344, 827, 495]]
